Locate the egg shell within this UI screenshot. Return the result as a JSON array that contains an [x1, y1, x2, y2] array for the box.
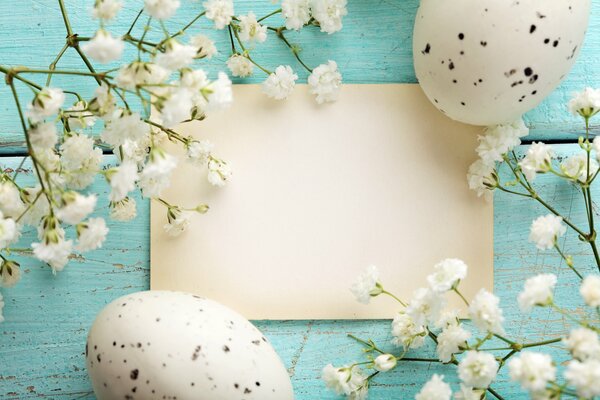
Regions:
[[86, 291, 293, 400], [413, 0, 591, 126]]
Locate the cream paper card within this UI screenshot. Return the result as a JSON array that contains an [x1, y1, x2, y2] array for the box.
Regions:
[[150, 84, 493, 319]]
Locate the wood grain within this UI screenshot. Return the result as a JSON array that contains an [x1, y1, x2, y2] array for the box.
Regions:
[[0, 144, 597, 398], [0, 0, 598, 154]]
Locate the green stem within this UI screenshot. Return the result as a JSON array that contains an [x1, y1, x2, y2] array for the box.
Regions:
[[347, 334, 385, 354], [126, 8, 144, 35], [522, 337, 562, 348], [496, 186, 532, 199], [275, 29, 313, 73], [453, 288, 470, 306], [46, 43, 69, 86], [554, 243, 583, 280], [73, 45, 103, 85], [381, 290, 406, 307], [257, 8, 282, 23], [57, 0, 73, 35]]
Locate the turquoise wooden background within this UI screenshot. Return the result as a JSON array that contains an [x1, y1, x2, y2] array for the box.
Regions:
[[0, 1, 599, 398]]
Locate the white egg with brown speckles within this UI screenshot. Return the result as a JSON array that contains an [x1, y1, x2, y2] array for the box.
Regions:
[[86, 291, 293, 400], [413, 0, 591, 126]]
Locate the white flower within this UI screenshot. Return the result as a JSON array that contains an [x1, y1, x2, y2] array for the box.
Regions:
[[282, 0, 311, 30], [238, 12, 267, 43], [468, 288, 505, 335], [205, 72, 233, 112], [529, 214, 566, 250], [93, 0, 122, 20], [82, 30, 124, 63], [581, 275, 600, 307], [406, 287, 445, 326], [453, 385, 484, 400], [518, 273, 557, 312], [0, 182, 25, 220], [564, 328, 600, 361], [519, 142, 554, 181], [437, 323, 471, 363], [564, 359, 600, 398], [349, 265, 381, 304], [262, 65, 298, 100], [203, 0, 234, 29], [138, 150, 178, 198], [187, 140, 213, 165], [89, 82, 116, 117], [164, 208, 192, 237], [435, 309, 461, 329], [155, 40, 196, 71], [181, 69, 209, 92], [308, 61, 342, 104], [476, 120, 529, 164], [373, 354, 396, 372], [26, 88, 65, 123], [65, 101, 97, 131], [108, 162, 138, 202], [0, 212, 17, 249], [0, 292, 4, 323], [60, 133, 103, 189], [561, 152, 599, 183], [20, 186, 49, 226], [110, 198, 137, 221], [322, 364, 367, 397], [593, 137, 600, 163], [226, 54, 254, 77], [415, 374, 452, 400], [467, 160, 496, 198], [568, 87, 600, 119], [458, 351, 498, 389], [0, 260, 20, 288], [391, 312, 427, 350], [115, 62, 169, 91], [101, 111, 150, 148], [28, 122, 58, 150], [157, 88, 194, 128], [508, 352, 555, 392], [144, 0, 180, 20], [311, 0, 348, 34], [76, 218, 109, 252], [32, 237, 73, 274], [207, 158, 231, 187], [190, 35, 217, 59], [427, 258, 468, 293], [56, 192, 97, 225]]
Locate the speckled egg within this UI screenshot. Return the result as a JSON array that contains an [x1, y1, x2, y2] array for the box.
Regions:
[[413, 0, 591, 126], [86, 291, 293, 400]]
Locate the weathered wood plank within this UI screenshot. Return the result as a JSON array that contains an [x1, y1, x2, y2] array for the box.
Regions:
[[0, 0, 598, 155], [0, 143, 597, 398]]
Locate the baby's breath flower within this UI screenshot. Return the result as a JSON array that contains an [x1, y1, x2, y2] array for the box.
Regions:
[[226, 54, 254, 77], [529, 214, 566, 250], [76, 218, 109, 252], [203, 0, 234, 29], [322, 364, 367, 397], [476, 119, 528, 165], [391, 312, 427, 350], [581, 275, 600, 307], [508, 352, 556, 392], [437, 323, 471, 363], [190, 35, 217, 59], [311, 0, 348, 34], [569, 87, 600, 119], [56, 192, 97, 225], [144, 0, 180, 20], [564, 359, 600, 398], [92, 0, 122, 20], [26, 88, 65, 123], [164, 207, 192, 237], [517, 273, 557, 312], [561, 152, 599, 183], [415, 374, 452, 400], [427, 258, 468, 293], [373, 354, 396, 372], [110, 198, 137, 222], [28, 122, 58, 150], [0, 259, 20, 288], [207, 158, 231, 187], [155, 40, 196, 71], [467, 159, 497, 198], [458, 351, 498, 389], [262, 65, 298, 100], [138, 149, 178, 198], [564, 327, 600, 361], [82, 30, 124, 63], [468, 288, 505, 335], [282, 0, 311, 30], [350, 265, 382, 304], [519, 142, 554, 181], [308, 60, 342, 104], [238, 12, 267, 43]]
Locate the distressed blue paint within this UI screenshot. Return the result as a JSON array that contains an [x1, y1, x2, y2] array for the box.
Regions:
[[1, 0, 600, 398], [0, 144, 597, 398], [0, 0, 599, 153]]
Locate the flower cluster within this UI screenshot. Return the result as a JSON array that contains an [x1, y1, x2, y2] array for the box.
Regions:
[[0, 0, 347, 320], [324, 90, 600, 399]]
